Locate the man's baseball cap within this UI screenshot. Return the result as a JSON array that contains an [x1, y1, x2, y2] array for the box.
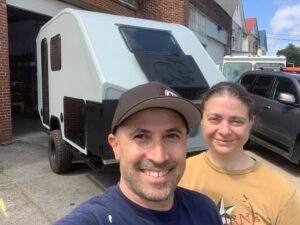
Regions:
[[111, 81, 201, 133]]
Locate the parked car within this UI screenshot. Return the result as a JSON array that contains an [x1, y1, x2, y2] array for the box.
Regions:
[[240, 70, 300, 164]]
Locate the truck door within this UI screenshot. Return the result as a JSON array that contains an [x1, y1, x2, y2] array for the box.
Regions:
[[41, 38, 49, 125], [260, 77, 299, 152], [249, 75, 275, 138]]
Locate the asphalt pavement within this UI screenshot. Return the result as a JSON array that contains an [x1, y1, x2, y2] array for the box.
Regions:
[[0, 131, 119, 225]]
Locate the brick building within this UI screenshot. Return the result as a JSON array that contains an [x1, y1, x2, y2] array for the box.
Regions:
[[0, 0, 231, 143], [0, 0, 11, 143]]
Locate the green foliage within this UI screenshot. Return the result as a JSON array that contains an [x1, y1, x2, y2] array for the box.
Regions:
[[277, 44, 300, 66]]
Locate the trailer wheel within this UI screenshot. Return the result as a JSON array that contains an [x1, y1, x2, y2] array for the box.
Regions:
[[48, 129, 72, 174]]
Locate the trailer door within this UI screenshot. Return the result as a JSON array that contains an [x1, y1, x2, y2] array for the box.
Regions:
[[41, 38, 49, 125]]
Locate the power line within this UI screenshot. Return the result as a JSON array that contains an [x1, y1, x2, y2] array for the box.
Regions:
[[267, 33, 300, 37], [267, 36, 300, 42]]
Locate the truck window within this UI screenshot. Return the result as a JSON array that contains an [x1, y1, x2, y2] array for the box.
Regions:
[[254, 63, 285, 71], [222, 56, 286, 82], [252, 76, 274, 97], [119, 26, 183, 56], [223, 62, 252, 82], [240, 74, 257, 92], [273, 78, 298, 103]]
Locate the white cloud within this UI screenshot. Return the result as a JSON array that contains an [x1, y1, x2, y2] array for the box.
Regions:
[[270, 4, 300, 33], [268, 3, 300, 55]]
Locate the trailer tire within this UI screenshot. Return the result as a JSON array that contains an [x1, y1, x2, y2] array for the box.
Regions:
[[48, 129, 72, 174]]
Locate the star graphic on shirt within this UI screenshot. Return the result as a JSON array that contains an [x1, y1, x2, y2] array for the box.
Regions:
[[217, 198, 235, 225]]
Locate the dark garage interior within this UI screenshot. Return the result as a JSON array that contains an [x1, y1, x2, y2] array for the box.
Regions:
[[7, 6, 51, 138]]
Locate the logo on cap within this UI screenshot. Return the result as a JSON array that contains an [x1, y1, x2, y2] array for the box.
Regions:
[[165, 90, 177, 97]]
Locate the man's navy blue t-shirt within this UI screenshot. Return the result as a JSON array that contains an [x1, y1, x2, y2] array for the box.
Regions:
[[53, 185, 222, 225]]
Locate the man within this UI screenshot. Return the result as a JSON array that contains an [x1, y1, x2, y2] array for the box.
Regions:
[[53, 81, 222, 225]]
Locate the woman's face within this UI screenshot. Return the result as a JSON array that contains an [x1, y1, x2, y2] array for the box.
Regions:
[[201, 94, 253, 156]]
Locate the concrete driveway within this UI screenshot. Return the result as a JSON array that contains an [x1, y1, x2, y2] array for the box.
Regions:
[[0, 132, 119, 225]]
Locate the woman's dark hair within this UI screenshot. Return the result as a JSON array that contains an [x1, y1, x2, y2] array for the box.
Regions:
[[200, 81, 254, 119]]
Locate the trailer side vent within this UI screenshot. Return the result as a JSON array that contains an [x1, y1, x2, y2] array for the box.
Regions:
[[64, 97, 85, 148]]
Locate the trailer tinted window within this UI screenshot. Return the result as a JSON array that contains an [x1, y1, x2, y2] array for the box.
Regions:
[[120, 27, 183, 55], [50, 34, 61, 71]]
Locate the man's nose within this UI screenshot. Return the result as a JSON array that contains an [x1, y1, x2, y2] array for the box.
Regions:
[[146, 139, 169, 164]]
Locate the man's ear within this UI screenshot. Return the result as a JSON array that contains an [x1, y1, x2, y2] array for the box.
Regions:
[[108, 133, 120, 160]]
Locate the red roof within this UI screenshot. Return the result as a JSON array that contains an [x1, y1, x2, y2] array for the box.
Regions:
[[245, 18, 257, 33]]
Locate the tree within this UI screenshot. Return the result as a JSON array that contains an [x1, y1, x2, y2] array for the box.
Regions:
[[277, 44, 300, 66]]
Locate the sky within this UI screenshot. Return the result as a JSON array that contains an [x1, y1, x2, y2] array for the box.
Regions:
[[243, 0, 300, 55]]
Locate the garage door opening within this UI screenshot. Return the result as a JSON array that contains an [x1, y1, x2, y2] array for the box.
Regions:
[[8, 6, 50, 138]]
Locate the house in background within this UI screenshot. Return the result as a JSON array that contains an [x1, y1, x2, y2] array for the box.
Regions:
[[215, 0, 246, 54], [244, 18, 259, 54], [188, 1, 231, 67], [258, 30, 268, 55], [215, 0, 261, 56]]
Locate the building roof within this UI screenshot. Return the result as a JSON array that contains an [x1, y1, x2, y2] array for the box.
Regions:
[[259, 30, 268, 51], [215, 0, 239, 16], [259, 30, 266, 45], [245, 18, 257, 33]]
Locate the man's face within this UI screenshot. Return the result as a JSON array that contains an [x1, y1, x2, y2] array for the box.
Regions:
[[108, 108, 188, 210]]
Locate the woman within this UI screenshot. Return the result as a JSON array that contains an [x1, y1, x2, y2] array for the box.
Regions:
[[179, 81, 300, 225]]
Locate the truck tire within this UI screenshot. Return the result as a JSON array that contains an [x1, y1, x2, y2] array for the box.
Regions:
[[48, 129, 72, 174]]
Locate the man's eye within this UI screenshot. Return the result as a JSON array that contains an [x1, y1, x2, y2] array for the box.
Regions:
[[208, 117, 220, 123], [167, 133, 180, 139], [231, 120, 244, 126], [134, 134, 146, 140]]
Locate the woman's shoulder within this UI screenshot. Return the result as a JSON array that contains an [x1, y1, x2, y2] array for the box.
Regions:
[[255, 161, 295, 192]]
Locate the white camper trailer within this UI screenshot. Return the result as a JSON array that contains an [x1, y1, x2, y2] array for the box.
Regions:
[[36, 8, 225, 174]]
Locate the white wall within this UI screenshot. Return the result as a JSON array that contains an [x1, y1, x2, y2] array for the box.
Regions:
[[205, 18, 227, 66], [7, 0, 79, 16], [206, 37, 225, 68]]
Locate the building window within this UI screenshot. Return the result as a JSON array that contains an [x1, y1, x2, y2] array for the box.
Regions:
[[232, 23, 243, 51], [117, 0, 137, 8], [188, 3, 206, 36], [50, 34, 61, 71]]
